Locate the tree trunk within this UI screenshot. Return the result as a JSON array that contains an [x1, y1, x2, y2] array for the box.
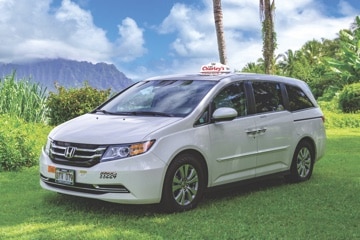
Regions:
[[213, 0, 227, 65], [260, 0, 276, 74]]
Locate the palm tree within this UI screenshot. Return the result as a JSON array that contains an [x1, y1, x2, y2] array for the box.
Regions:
[[301, 40, 324, 65], [213, 0, 227, 64], [278, 49, 297, 76], [259, 0, 276, 74], [242, 62, 263, 73]]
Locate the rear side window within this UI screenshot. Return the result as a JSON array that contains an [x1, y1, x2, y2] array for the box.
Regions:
[[252, 82, 284, 113], [286, 85, 314, 111]]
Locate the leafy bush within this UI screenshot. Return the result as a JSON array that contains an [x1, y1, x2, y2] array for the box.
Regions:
[[0, 72, 48, 123], [319, 101, 360, 128], [322, 110, 360, 129], [0, 115, 51, 171], [47, 82, 111, 126], [338, 82, 360, 113]]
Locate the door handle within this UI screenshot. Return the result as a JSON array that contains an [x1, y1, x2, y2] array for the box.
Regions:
[[246, 128, 267, 137], [245, 129, 257, 136], [257, 128, 267, 134]]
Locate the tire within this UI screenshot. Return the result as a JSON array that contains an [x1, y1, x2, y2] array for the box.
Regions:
[[160, 153, 206, 212], [287, 141, 315, 183]]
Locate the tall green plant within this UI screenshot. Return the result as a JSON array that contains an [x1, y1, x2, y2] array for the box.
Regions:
[[325, 16, 360, 87], [0, 72, 48, 123]]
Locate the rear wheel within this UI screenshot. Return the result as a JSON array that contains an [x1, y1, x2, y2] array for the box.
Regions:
[[287, 141, 314, 183], [161, 153, 205, 212]]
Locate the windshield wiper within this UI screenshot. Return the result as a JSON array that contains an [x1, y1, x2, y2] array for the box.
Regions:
[[95, 110, 174, 117], [113, 111, 174, 117], [134, 111, 174, 117], [94, 109, 116, 115]]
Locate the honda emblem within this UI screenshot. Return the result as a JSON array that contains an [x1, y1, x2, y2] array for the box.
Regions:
[[64, 147, 76, 159]]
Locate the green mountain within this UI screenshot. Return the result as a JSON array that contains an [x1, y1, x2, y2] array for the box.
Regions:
[[0, 59, 134, 92]]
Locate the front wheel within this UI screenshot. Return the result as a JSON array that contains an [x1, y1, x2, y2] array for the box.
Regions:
[[287, 141, 315, 183], [160, 153, 206, 212]]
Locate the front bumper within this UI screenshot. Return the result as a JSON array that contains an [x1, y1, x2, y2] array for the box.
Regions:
[[39, 148, 167, 204]]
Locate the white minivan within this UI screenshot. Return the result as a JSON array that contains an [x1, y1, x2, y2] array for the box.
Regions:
[[40, 63, 326, 212]]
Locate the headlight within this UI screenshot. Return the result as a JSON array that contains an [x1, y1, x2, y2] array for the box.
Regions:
[[101, 140, 155, 162], [44, 138, 52, 156]]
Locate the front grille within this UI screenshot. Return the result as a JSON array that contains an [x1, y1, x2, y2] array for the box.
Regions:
[[41, 174, 129, 194], [49, 141, 106, 167]]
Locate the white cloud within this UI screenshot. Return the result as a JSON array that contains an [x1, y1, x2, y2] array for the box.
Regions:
[[159, 3, 214, 58], [0, 0, 113, 63], [338, 0, 358, 16], [154, 0, 262, 74], [114, 17, 147, 62], [0, 0, 358, 80], [0, 0, 147, 64], [54, 0, 112, 60], [274, 0, 357, 55], [152, 0, 359, 76]]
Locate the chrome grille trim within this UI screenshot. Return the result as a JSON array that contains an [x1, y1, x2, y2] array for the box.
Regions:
[[50, 145, 106, 159], [49, 141, 107, 167]]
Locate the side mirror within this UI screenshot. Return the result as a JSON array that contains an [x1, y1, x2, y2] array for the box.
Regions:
[[212, 107, 238, 122]]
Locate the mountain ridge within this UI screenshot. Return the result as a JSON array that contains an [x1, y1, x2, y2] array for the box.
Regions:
[[0, 59, 134, 92]]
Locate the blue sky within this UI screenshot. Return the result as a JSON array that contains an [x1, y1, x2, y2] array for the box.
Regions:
[[0, 0, 359, 81]]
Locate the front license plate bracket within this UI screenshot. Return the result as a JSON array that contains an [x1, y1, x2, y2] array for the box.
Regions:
[[55, 168, 75, 185]]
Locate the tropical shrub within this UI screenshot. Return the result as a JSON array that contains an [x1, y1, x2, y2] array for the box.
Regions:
[[319, 100, 360, 128], [0, 72, 48, 123], [46, 82, 111, 126], [338, 82, 360, 113], [0, 115, 51, 171], [325, 16, 360, 88], [322, 110, 360, 128]]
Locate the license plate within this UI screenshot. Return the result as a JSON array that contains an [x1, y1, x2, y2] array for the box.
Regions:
[[55, 168, 75, 185]]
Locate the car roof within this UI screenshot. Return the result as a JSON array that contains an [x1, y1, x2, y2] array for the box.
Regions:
[[146, 72, 307, 87]]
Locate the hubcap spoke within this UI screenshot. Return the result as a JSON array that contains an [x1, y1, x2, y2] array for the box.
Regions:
[[187, 169, 198, 184], [185, 188, 194, 202], [172, 183, 182, 192]]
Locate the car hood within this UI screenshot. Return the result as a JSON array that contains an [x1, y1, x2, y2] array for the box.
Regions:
[[49, 113, 182, 144]]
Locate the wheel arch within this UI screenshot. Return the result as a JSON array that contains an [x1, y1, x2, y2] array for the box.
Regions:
[[167, 149, 209, 188], [297, 136, 316, 158], [176, 149, 209, 187]]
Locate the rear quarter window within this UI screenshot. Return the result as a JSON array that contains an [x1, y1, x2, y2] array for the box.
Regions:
[[252, 81, 284, 113], [286, 85, 314, 111]]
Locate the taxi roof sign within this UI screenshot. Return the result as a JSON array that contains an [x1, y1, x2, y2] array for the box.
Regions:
[[200, 62, 231, 75]]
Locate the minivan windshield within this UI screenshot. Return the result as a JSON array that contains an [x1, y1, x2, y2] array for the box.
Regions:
[[99, 80, 217, 117]]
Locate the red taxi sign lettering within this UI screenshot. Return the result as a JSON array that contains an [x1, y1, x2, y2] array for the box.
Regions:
[[200, 62, 231, 75]]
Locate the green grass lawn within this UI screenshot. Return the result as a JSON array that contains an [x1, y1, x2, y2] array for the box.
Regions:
[[0, 128, 359, 239]]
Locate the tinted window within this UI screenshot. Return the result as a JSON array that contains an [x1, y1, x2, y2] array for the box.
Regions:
[[286, 85, 314, 111], [252, 82, 284, 113], [213, 82, 247, 117]]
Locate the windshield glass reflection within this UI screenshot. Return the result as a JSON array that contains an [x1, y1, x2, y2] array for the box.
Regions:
[[101, 80, 216, 117]]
